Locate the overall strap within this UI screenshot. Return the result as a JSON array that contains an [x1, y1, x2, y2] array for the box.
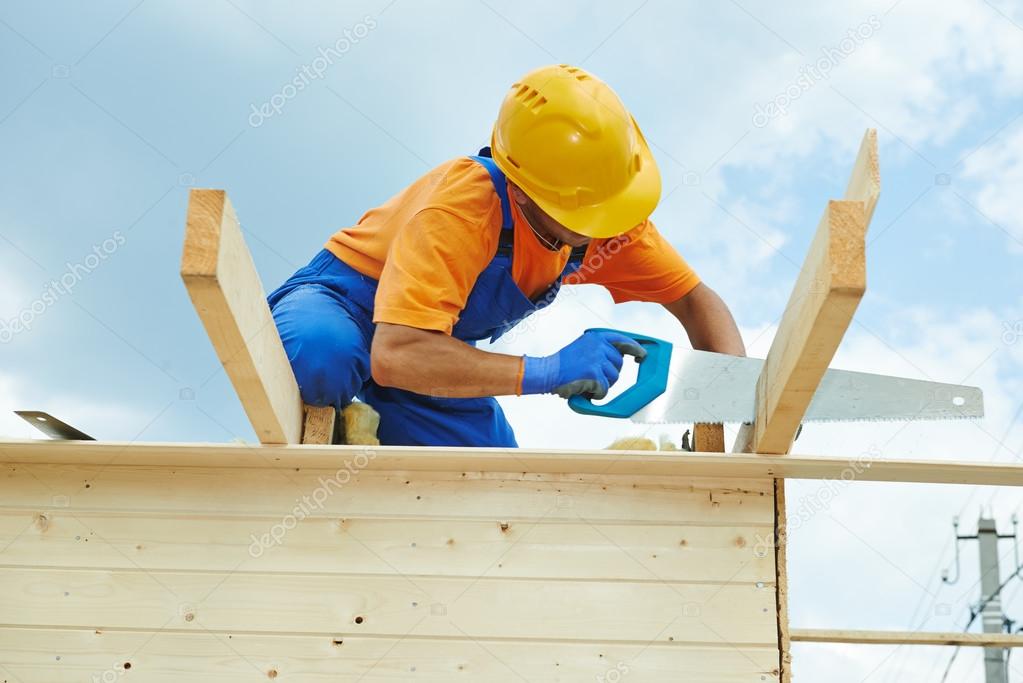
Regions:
[[564, 244, 588, 273], [469, 147, 588, 267], [468, 147, 514, 230]]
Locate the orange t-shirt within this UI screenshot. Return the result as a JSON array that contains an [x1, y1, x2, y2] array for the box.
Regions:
[[325, 157, 701, 335]]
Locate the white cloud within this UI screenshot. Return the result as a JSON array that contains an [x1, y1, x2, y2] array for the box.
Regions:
[[0, 370, 152, 441], [0, 247, 36, 323], [961, 124, 1023, 253], [0, 373, 37, 439], [626, 0, 1023, 276]]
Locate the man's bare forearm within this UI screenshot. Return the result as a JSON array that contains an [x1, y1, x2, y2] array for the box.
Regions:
[[371, 322, 523, 397], [372, 283, 745, 399], [663, 283, 746, 356]]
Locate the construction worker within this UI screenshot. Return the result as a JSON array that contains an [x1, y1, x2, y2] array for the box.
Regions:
[[268, 64, 745, 447]]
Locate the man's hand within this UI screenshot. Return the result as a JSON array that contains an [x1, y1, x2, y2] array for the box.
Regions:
[[371, 324, 646, 400], [521, 330, 646, 399], [663, 283, 746, 356]]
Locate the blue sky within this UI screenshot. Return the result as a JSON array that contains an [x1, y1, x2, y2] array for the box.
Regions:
[[3, 1, 1023, 680]]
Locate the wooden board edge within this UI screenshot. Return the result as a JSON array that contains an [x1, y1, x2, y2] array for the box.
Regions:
[[843, 128, 880, 225], [3, 441, 1023, 486], [791, 628, 1023, 648], [775, 478, 790, 683], [693, 424, 726, 452]]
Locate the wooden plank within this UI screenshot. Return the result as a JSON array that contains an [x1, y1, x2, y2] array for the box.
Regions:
[[0, 511, 774, 582], [302, 405, 337, 445], [792, 628, 1023, 648], [0, 627, 781, 682], [744, 199, 867, 455], [738, 129, 878, 456], [844, 128, 881, 224], [1, 440, 1020, 486], [181, 189, 303, 445], [0, 465, 774, 525], [0, 568, 776, 644]]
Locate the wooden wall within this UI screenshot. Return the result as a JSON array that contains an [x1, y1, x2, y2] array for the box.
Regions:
[[0, 448, 780, 681]]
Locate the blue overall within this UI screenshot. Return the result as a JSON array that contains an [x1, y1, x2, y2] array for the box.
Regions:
[[267, 149, 586, 447]]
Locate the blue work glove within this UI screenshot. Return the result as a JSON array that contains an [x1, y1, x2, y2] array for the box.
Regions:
[[521, 330, 647, 399]]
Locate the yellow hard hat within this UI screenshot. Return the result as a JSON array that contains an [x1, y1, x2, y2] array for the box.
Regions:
[[490, 64, 661, 239]]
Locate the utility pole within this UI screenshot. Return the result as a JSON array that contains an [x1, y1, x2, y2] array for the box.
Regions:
[[943, 513, 1020, 683], [978, 518, 1008, 683]]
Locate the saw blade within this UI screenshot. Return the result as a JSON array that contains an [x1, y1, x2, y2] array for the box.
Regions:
[[628, 349, 984, 425]]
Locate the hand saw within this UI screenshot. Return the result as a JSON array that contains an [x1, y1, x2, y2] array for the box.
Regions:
[[567, 328, 984, 424]]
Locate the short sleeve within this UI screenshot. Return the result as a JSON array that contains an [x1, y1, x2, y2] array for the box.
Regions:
[[566, 220, 701, 304], [372, 207, 496, 334]]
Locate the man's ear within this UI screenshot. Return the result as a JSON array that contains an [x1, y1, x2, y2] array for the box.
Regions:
[[508, 183, 530, 206]]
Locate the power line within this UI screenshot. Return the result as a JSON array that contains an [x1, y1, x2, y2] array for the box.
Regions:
[[940, 530, 1023, 683], [880, 536, 955, 683]]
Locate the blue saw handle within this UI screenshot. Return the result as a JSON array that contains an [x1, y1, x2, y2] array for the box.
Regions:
[[567, 328, 672, 418]]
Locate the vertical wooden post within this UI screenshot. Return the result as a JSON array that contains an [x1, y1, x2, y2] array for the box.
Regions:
[[302, 405, 339, 445], [693, 423, 725, 452]]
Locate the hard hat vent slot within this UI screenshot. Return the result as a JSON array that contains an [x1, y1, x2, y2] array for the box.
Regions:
[[559, 65, 589, 81], [505, 155, 521, 169], [514, 86, 547, 111]]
